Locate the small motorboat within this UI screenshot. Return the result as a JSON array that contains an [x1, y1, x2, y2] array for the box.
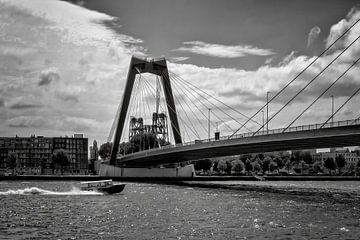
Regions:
[[80, 180, 125, 194]]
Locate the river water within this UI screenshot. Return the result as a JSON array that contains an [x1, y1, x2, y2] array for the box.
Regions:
[[0, 181, 359, 239]]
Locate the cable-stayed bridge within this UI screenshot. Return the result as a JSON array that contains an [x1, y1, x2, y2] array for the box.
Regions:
[[108, 19, 360, 167]]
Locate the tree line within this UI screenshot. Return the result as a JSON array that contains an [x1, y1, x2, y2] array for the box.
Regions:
[[6, 149, 70, 175], [192, 151, 360, 176]]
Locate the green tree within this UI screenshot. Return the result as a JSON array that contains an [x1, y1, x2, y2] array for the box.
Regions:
[[245, 159, 252, 174], [301, 152, 313, 165], [346, 162, 355, 176], [194, 159, 212, 172], [231, 159, 244, 174], [335, 155, 346, 174], [324, 157, 337, 175], [130, 133, 161, 152], [217, 160, 227, 173], [284, 159, 292, 172], [7, 153, 17, 175], [212, 160, 219, 172], [273, 156, 284, 169], [99, 142, 113, 159], [269, 161, 277, 172], [52, 149, 69, 175], [225, 160, 232, 175], [356, 161, 360, 176], [252, 161, 262, 173], [300, 160, 309, 175], [312, 161, 323, 174], [262, 156, 272, 173]]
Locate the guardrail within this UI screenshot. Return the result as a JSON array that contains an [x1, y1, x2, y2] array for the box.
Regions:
[[118, 118, 360, 158]]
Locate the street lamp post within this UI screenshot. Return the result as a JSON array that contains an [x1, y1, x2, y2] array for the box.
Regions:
[[261, 110, 265, 133], [266, 91, 270, 134], [331, 95, 334, 125], [208, 108, 211, 141]]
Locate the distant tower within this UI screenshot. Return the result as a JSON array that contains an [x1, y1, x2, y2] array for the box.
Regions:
[[129, 117, 144, 140], [90, 140, 99, 161]]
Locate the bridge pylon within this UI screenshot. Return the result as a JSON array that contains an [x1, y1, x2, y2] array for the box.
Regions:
[[109, 56, 182, 165]]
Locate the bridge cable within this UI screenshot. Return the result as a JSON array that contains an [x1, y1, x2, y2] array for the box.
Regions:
[[282, 55, 360, 132], [169, 71, 262, 127], [169, 74, 216, 135], [122, 76, 139, 141], [140, 78, 152, 150], [170, 73, 250, 133], [170, 72, 255, 133], [171, 85, 203, 139], [170, 73, 244, 134], [163, 73, 203, 138], [169, 73, 218, 129], [230, 18, 360, 138], [252, 34, 360, 136], [140, 75, 196, 143], [155, 74, 202, 142], [320, 80, 360, 129], [156, 76, 192, 143]]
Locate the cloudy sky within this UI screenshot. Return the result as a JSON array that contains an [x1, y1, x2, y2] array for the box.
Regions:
[[0, 0, 360, 145]]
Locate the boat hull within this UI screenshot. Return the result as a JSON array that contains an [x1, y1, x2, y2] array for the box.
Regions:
[[97, 184, 126, 194]]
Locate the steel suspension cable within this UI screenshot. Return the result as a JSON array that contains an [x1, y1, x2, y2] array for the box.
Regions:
[[170, 73, 238, 133], [170, 73, 247, 132], [283, 56, 360, 132], [320, 83, 360, 129], [253, 34, 360, 136], [230, 18, 360, 138], [141, 75, 197, 142], [171, 73, 257, 133], [170, 71, 261, 126], [170, 83, 202, 138], [170, 74, 214, 134]]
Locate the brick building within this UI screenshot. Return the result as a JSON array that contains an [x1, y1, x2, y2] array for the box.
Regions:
[[0, 134, 88, 175]]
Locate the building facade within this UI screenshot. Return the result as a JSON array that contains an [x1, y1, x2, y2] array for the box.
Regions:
[[311, 147, 360, 167], [0, 134, 88, 175]]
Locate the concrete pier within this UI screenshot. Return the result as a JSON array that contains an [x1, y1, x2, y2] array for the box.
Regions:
[[98, 163, 195, 178]]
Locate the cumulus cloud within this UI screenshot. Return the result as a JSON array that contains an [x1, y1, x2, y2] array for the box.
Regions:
[[173, 41, 275, 58], [279, 51, 298, 66], [6, 116, 47, 128], [307, 26, 321, 48], [170, 57, 190, 63], [1, 0, 360, 143], [38, 68, 60, 86], [326, 6, 360, 52]]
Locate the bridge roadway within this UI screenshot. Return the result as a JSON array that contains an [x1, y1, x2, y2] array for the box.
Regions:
[[116, 119, 360, 167]]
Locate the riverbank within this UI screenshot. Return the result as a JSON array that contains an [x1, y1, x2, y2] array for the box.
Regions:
[[1, 175, 360, 181], [163, 180, 360, 203]]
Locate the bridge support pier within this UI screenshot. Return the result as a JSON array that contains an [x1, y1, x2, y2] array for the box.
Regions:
[[98, 163, 195, 178]]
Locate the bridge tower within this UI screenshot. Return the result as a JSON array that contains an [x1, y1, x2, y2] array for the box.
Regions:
[[110, 56, 182, 165]]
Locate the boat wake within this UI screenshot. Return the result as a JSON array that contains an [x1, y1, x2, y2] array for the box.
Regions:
[[0, 186, 103, 196]]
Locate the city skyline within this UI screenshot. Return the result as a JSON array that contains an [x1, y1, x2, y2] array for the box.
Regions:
[[0, 0, 360, 145]]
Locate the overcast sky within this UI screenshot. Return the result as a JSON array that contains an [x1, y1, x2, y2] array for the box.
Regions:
[[0, 0, 360, 145]]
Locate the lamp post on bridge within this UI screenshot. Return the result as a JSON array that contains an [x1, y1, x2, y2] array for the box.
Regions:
[[266, 91, 270, 134], [208, 108, 211, 141], [261, 110, 265, 133], [331, 95, 334, 125]]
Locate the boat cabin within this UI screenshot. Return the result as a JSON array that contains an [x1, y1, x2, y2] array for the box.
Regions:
[[80, 180, 113, 190]]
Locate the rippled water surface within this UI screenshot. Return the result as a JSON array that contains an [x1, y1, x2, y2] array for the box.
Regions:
[[1, 181, 360, 239]]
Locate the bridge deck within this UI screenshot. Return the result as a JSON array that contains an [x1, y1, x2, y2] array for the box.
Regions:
[[116, 119, 360, 166]]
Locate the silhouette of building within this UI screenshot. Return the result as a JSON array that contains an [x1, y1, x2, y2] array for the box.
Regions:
[[0, 134, 88, 175], [89, 140, 99, 161]]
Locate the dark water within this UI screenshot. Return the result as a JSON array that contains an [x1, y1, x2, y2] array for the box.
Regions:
[[1, 181, 360, 240]]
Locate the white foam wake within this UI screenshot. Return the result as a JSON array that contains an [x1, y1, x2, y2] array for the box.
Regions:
[[0, 186, 103, 195]]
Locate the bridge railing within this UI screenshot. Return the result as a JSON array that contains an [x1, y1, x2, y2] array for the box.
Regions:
[[119, 118, 360, 157]]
